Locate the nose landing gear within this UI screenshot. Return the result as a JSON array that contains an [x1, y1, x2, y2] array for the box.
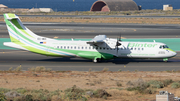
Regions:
[[163, 58, 168, 62]]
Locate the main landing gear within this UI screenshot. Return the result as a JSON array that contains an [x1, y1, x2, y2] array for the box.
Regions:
[[93, 58, 101, 63]]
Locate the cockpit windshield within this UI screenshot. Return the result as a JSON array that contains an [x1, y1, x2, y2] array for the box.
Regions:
[[159, 45, 169, 49]]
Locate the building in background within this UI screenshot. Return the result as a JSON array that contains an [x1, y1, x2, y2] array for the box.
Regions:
[[90, 0, 139, 12], [39, 8, 54, 13], [163, 4, 173, 11], [29, 8, 54, 13], [0, 4, 8, 9], [0, 4, 29, 13]]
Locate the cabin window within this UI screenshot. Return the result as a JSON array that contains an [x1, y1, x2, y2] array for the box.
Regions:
[[85, 47, 87, 49], [78, 47, 80, 49], [164, 45, 169, 48], [103, 48, 105, 50], [67, 46, 69, 49], [89, 47, 91, 49], [71, 46, 73, 49], [138, 48, 140, 50], [131, 48, 133, 50], [134, 48, 136, 50], [142, 48, 144, 50], [96, 47, 98, 49], [74, 46, 76, 49], [61, 46, 63, 49], [64, 46, 66, 49], [82, 47, 84, 49], [100, 47, 102, 50], [57, 46, 59, 49]]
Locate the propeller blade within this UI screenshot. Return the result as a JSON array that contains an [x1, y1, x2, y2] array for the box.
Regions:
[[116, 46, 118, 54], [119, 34, 121, 41], [116, 37, 118, 56]]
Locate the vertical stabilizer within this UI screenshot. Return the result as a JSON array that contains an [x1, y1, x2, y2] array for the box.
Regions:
[[4, 13, 20, 42], [3, 13, 40, 43], [3, 13, 75, 57]]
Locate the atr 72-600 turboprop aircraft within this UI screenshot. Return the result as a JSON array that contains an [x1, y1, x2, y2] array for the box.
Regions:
[[3, 13, 177, 62]]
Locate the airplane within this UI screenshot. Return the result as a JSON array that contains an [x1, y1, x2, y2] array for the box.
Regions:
[[3, 13, 177, 63]]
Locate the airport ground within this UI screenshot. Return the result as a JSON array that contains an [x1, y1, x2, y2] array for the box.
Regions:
[[1, 15, 180, 100], [0, 22, 180, 71]]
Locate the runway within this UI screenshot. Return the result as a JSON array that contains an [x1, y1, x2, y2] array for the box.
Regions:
[[1, 22, 180, 71], [0, 50, 180, 71], [0, 22, 180, 39]]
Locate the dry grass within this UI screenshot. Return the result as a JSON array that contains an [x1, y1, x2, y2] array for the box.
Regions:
[[1, 69, 180, 100], [1, 9, 180, 16]]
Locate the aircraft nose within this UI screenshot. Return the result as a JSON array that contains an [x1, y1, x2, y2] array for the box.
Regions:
[[172, 52, 177, 56]]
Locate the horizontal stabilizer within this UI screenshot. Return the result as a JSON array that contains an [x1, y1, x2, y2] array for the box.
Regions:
[[3, 42, 27, 50], [4, 13, 19, 20]]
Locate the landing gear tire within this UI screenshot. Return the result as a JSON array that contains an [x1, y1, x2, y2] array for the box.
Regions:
[[163, 58, 168, 62], [93, 58, 100, 63], [93, 59, 97, 63]]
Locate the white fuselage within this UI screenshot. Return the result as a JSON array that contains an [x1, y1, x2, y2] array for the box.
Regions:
[[40, 38, 176, 59]]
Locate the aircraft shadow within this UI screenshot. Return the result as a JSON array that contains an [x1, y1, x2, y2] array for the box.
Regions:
[[30, 57, 92, 62], [29, 57, 179, 64], [29, 57, 129, 64]]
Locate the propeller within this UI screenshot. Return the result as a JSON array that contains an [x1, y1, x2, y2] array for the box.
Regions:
[[115, 34, 122, 57]]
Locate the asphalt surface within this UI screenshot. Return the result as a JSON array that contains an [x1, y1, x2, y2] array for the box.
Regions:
[[1, 23, 180, 71], [1, 22, 180, 38], [0, 50, 180, 71]]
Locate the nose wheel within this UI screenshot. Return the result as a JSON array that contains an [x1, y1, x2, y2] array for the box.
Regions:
[[163, 58, 168, 62]]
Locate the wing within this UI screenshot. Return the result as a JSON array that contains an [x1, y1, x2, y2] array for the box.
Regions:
[[87, 35, 107, 45]]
